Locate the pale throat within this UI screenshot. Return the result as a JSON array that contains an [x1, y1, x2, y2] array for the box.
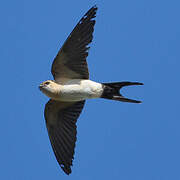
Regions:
[[43, 82, 62, 100]]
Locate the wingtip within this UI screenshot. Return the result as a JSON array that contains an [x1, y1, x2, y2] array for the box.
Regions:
[[92, 4, 98, 9], [62, 166, 72, 175], [83, 5, 98, 20], [90, 5, 98, 13]]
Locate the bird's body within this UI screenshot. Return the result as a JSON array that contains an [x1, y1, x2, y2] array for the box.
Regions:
[[39, 5, 143, 175], [40, 79, 103, 101]]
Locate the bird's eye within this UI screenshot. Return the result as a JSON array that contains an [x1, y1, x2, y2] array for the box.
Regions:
[[44, 82, 50, 85]]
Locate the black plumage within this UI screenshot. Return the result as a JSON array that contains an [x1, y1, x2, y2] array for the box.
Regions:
[[44, 100, 85, 175], [51, 6, 98, 80]]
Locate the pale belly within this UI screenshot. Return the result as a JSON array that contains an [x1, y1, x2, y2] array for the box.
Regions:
[[58, 80, 103, 102]]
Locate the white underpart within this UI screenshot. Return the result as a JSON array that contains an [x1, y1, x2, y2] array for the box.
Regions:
[[58, 79, 103, 102]]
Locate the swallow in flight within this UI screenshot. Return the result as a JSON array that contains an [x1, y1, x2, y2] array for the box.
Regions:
[[39, 5, 143, 175]]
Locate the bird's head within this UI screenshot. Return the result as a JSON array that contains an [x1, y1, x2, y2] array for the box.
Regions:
[[39, 80, 60, 99]]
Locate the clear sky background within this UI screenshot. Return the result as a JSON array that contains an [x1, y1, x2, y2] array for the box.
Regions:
[[1, 0, 180, 179]]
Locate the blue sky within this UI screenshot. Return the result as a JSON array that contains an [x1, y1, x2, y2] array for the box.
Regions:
[[1, 0, 180, 179]]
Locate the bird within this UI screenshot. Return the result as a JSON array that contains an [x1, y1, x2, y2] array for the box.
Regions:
[[39, 5, 143, 175]]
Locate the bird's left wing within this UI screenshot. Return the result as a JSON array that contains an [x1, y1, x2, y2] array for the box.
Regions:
[[51, 6, 98, 83], [44, 100, 85, 175]]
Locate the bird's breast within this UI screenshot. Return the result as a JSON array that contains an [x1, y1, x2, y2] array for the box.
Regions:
[[58, 79, 103, 102]]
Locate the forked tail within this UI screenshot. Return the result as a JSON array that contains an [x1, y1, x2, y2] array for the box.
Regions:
[[101, 81, 143, 103]]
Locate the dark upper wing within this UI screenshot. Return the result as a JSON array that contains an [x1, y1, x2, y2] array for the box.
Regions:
[[44, 100, 85, 175], [51, 6, 98, 83]]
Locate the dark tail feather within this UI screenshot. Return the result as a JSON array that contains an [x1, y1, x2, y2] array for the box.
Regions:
[[101, 81, 143, 103]]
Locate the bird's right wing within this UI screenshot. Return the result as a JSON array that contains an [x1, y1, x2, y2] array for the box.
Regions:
[[51, 6, 98, 83], [44, 100, 85, 175]]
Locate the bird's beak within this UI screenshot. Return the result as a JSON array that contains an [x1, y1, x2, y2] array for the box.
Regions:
[[39, 84, 43, 90]]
